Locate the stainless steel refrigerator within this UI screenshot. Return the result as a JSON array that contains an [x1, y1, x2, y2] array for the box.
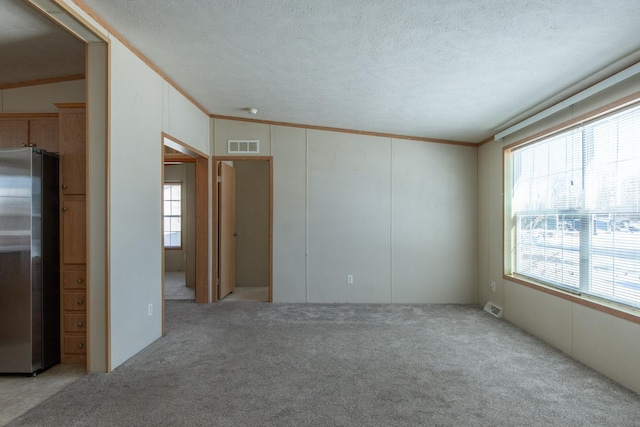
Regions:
[[0, 147, 60, 375]]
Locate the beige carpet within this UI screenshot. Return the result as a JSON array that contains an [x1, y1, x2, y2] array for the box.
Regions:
[[165, 273, 267, 302], [164, 271, 195, 300], [220, 286, 268, 302], [9, 301, 640, 426]]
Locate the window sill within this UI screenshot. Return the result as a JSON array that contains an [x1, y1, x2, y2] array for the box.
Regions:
[[503, 273, 640, 325]]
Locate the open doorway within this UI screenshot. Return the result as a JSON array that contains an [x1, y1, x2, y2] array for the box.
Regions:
[[162, 133, 210, 329], [214, 157, 273, 302]]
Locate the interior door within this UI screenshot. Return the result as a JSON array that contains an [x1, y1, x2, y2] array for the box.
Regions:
[[218, 162, 237, 299]]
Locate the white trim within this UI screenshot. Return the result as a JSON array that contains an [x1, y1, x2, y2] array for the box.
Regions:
[[495, 62, 640, 141]]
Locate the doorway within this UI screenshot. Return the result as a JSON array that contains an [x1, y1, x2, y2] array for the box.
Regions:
[[162, 133, 210, 329], [214, 157, 273, 302]]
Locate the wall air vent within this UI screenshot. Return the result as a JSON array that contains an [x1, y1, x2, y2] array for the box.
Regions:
[[483, 302, 503, 319], [228, 140, 259, 154]]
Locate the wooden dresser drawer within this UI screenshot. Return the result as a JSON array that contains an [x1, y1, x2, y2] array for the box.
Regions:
[[63, 270, 86, 289], [63, 314, 87, 332], [63, 292, 86, 311], [64, 336, 87, 354]]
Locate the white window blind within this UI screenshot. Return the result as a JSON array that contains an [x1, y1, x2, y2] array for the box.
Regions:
[[511, 103, 640, 309], [163, 183, 182, 248]]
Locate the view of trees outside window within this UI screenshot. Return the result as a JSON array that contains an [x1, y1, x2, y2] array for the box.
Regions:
[[512, 104, 640, 308]]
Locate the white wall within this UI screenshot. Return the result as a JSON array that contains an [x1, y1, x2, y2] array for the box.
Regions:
[[108, 38, 210, 368], [392, 139, 478, 303], [163, 85, 210, 156], [478, 72, 640, 394], [271, 126, 307, 302], [0, 80, 85, 113], [214, 119, 478, 303], [109, 38, 165, 368], [108, 40, 211, 368], [307, 131, 392, 302]]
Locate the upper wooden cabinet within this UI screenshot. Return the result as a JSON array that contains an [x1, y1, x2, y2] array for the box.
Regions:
[[0, 116, 59, 151], [0, 119, 28, 147], [57, 105, 86, 195], [29, 118, 59, 153]]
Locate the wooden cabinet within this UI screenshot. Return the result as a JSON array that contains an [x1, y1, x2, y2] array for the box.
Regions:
[[62, 291, 87, 311], [63, 314, 87, 333], [29, 118, 59, 153], [62, 200, 86, 264], [60, 266, 86, 364], [59, 107, 86, 195], [0, 116, 58, 151], [58, 104, 87, 365], [63, 270, 86, 290], [0, 119, 28, 147], [63, 336, 87, 356]]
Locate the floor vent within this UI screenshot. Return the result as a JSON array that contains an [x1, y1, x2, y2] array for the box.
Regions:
[[483, 302, 503, 319], [228, 139, 259, 154]]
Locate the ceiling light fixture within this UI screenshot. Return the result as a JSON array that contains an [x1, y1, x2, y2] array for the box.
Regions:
[[244, 107, 258, 115]]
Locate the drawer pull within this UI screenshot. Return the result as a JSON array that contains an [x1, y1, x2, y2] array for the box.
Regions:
[[77, 321, 83, 327], [62, 184, 68, 189], [77, 278, 83, 284], [77, 299, 84, 305], [77, 343, 83, 349], [62, 207, 68, 212]]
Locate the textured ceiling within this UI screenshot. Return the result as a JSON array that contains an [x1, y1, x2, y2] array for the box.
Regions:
[[5, 1, 640, 143], [0, 0, 85, 85]]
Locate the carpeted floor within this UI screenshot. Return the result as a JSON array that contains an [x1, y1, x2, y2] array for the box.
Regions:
[[220, 286, 269, 302], [9, 301, 640, 426], [164, 272, 195, 300]]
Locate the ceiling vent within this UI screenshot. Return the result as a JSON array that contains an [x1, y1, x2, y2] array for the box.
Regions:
[[483, 302, 503, 319], [228, 139, 259, 154]]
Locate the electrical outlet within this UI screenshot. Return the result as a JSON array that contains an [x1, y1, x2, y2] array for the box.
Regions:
[[148, 303, 153, 316], [347, 275, 354, 284], [490, 281, 496, 292]]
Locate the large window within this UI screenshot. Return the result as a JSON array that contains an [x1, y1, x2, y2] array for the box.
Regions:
[[163, 183, 182, 248], [509, 103, 640, 309]]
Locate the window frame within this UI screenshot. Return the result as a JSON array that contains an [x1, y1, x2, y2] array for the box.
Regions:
[[163, 182, 183, 250], [503, 96, 640, 324]]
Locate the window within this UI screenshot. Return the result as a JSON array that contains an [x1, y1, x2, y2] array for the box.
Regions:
[[163, 183, 182, 248], [508, 103, 640, 309]]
